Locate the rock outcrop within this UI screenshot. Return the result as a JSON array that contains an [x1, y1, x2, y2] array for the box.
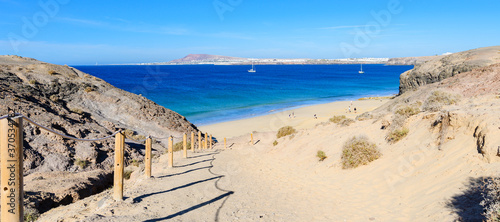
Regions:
[[0, 55, 203, 215], [398, 46, 500, 94], [386, 55, 444, 66]]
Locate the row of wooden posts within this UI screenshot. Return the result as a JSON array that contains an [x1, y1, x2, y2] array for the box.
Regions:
[[0, 115, 254, 222]]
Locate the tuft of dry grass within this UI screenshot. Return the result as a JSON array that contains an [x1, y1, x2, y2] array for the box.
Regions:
[[75, 159, 89, 169], [173, 141, 191, 152], [423, 91, 459, 112], [70, 108, 84, 115], [329, 115, 346, 123], [276, 126, 296, 138], [395, 105, 420, 117], [84, 87, 93, 93], [124, 129, 146, 141], [124, 170, 133, 180], [316, 151, 327, 161], [341, 136, 381, 169], [339, 118, 355, 127], [387, 128, 409, 144]]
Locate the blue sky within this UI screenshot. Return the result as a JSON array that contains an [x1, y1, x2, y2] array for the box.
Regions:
[[1, 0, 499, 65]]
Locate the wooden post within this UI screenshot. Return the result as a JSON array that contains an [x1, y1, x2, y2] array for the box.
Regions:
[[224, 137, 227, 149], [204, 133, 208, 149], [1, 116, 24, 222], [251, 133, 253, 145], [183, 133, 187, 158], [191, 132, 195, 152], [168, 136, 173, 168], [145, 137, 152, 178], [114, 131, 125, 201], [198, 131, 202, 150], [209, 134, 212, 149]]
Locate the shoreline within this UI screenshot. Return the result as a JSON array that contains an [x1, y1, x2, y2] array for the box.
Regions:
[[198, 96, 392, 139]]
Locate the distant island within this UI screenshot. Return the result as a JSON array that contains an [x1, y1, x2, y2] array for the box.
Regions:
[[133, 53, 449, 66]]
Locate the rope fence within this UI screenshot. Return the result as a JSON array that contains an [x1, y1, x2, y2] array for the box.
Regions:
[[0, 112, 219, 222]]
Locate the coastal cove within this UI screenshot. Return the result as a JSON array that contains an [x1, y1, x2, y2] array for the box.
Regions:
[[74, 64, 413, 126]]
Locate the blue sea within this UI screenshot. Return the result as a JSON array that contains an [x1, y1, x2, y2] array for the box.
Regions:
[[73, 64, 413, 125]]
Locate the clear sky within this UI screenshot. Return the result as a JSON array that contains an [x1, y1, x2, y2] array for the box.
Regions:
[[1, 0, 499, 65]]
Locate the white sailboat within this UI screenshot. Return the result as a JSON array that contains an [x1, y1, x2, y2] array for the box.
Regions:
[[248, 62, 256, 73], [358, 64, 364, 74]]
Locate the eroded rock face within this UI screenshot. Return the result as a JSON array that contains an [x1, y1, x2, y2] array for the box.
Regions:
[[0, 55, 203, 214], [399, 46, 500, 94]]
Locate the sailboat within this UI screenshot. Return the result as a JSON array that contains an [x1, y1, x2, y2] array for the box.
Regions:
[[248, 62, 256, 73], [358, 64, 364, 74]]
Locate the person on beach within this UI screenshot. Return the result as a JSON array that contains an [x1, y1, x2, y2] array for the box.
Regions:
[[349, 106, 351, 113], [314, 114, 317, 119], [354, 107, 357, 113]]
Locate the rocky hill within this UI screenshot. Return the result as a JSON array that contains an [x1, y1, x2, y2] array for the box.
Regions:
[[169, 54, 246, 64], [399, 46, 500, 94], [0, 55, 203, 216]]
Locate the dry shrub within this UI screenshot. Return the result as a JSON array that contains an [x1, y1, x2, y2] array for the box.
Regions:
[[276, 126, 296, 138], [84, 87, 93, 93], [395, 105, 420, 117], [29, 79, 37, 85], [423, 91, 459, 112], [124, 129, 146, 141], [317, 151, 327, 161], [131, 159, 140, 167], [75, 159, 89, 169], [341, 136, 381, 169], [273, 140, 278, 146], [481, 178, 500, 221], [173, 141, 191, 152], [387, 128, 409, 144], [329, 115, 346, 123], [48, 70, 56, 75], [339, 118, 355, 127], [124, 170, 133, 180], [70, 108, 84, 115]]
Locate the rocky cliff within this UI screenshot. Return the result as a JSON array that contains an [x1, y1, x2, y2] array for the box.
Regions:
[[0, 55, 202, 215], [398, 46, 500, 94]]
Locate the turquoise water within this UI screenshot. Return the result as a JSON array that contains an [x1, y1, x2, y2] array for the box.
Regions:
[[74, 64, 412, 125]]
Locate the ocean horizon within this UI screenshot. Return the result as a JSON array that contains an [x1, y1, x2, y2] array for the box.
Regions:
[[73, 64, 413, 126]]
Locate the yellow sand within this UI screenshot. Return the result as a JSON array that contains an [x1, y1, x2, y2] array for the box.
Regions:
[[199, 98, 389, 138]]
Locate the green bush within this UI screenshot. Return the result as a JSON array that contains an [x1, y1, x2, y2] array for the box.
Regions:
[[329, 115, 346, 123], [131, 159, 140, 167], [29, 79, 37, 85], [317, 151, 327, 161], [341, 136, 381, 169], [387, 128, 409, 144], [273, 140, 278, 146], [276, 126, 296, 138]]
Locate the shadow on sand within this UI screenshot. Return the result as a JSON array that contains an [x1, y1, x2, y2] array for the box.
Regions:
[[446, 177, 496, 221]]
